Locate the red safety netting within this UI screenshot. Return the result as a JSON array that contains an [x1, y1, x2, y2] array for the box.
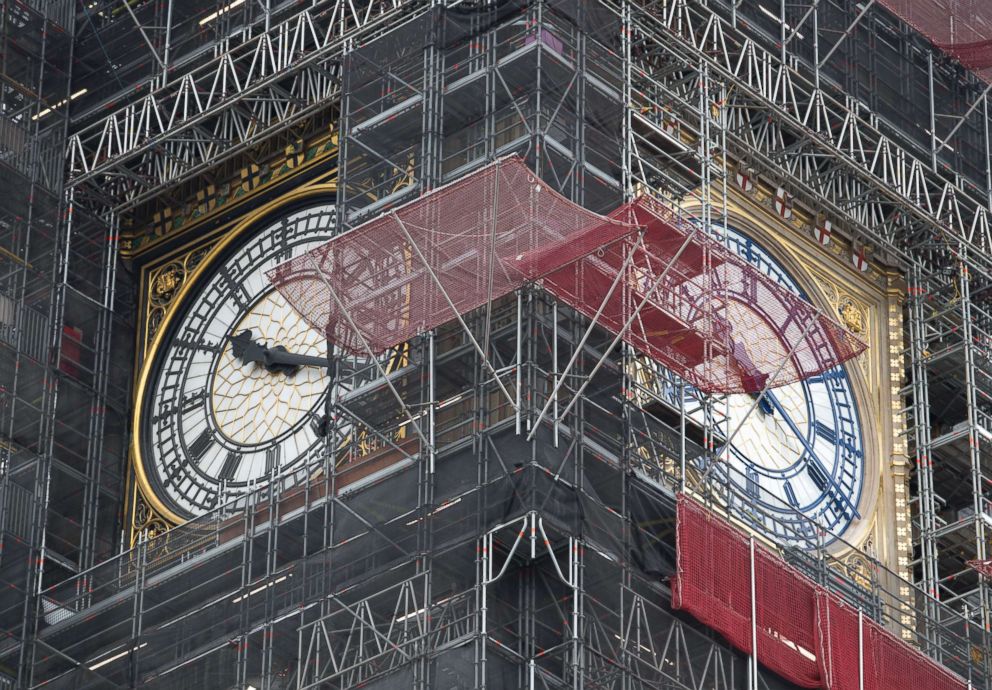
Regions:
[[968, 559, 992, 578], [266, 156, 637, 355], [268, 157, 865, 394], [673, 494, 969, 690], [672, 495, 821, 688], [539, 196, 866, 393], [816, 590, 967, 690], [879, 0, 992, 79]]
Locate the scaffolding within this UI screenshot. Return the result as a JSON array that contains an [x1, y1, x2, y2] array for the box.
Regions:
[[1, 0, 134, 686], [9, 288, 985, 688], [0, 0, 990, 687]]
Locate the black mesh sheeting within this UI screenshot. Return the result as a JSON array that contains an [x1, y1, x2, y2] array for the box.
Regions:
[[628, 480, 678, 579]]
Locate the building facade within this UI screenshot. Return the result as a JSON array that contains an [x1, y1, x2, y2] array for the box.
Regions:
[[1, 0, 990, 688]]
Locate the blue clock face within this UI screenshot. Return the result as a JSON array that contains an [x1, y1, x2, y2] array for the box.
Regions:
[[682, 225, 865, 544]]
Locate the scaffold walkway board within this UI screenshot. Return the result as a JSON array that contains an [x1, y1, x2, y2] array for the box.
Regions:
[[268, 157, 866, 394]]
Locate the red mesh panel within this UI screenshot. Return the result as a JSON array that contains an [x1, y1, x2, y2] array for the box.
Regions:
[[816, 590, 967, 690], [815, 590, 879, 690], [968, 559, 992, 578], [878, 1, 992, 78], [672, 495, 821, 688], [266, 156, 637, 354], [674, 495, 968, 689], [541, 197, 867, 393], [269, 158, 865, 393], [868, 620, 967, 690]]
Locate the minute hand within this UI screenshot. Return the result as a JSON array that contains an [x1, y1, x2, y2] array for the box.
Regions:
[[764, 390, 860, 520]]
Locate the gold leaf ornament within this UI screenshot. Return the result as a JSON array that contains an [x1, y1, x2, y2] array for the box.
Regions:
[[839, 300, 864, 334]]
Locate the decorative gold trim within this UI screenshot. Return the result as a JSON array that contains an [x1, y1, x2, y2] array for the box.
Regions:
[[131, 184, 337, 526], [144, 243, 217, 350], [124, 134, 338, 256]]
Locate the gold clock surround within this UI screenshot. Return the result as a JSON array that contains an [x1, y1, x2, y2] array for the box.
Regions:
[[697, 187, 910, 585], [130, 184, 337, 534]]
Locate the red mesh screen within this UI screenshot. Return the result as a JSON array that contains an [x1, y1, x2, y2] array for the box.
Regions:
[[266, 156, 637, 354], [540, 197, 867, 393], [672, 495, 821, 688], [269, 158, 865, 393], [816, 590, 967, 690], [878, 0, 992, 78], [868, 619, 967, 690], [673, 494, 968, 690], [968, 559, 992, 577], [815, 590, 879, 690]]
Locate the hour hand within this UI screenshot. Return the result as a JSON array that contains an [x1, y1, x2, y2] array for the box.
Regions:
[[230, 330, 267, 365], [229, 330, 328, 375]]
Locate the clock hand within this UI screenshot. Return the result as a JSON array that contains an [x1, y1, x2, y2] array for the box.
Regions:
[[763, 390, 861, 520], [229, 330, 328, 375], [746, 390, 774, 416]]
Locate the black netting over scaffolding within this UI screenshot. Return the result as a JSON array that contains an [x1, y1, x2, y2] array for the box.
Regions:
[[269, 157, 866, 392]]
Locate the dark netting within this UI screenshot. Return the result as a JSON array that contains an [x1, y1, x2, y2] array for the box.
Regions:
[[269, 158, 866, 393], [266, 155, 637, 354], [879, 0, 992, 77], [539, 196, 867, 393]]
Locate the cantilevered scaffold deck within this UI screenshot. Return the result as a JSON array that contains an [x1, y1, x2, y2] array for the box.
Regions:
[[268, 156, 866, 395]]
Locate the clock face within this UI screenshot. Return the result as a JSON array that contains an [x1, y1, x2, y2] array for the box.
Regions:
[[137, 203, 356, 520], [681, 226, 866, 544]]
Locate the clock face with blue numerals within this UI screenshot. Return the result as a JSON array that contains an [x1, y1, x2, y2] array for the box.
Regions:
[[685, 225, 865, 544]]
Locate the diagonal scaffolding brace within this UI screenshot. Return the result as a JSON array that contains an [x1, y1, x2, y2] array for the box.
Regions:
[[534, 228, 701, 440], [392, 213, 519, 412]]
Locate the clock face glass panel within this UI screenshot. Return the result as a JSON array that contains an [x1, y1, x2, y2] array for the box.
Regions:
[[140, 204, 350, 519], [681, 225, 866, 544]]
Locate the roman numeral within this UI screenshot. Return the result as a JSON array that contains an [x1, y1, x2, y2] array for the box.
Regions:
[[187, 428, 214, 466], [218, 265, 252, 311], [181, 390, 205, 415], [745, 467, 760, 499], [815, 420, 863, 458], [219, 451, 241, 481], [174, 337, 222, 355], [161, 457, 186, 488], [807, 457, 860, 520], [807, 458, 829, 492], [784, 480, 799, 508], [815, 420, 836, 445], [152, 390, 205, 424], [265, 446, 281, 476], [276, 231, 293, 263], [740, 271, 758, 302]]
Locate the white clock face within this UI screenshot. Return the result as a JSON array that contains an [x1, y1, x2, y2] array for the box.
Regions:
[[139, 203, 353, 519], [681, 226, 866, 544]]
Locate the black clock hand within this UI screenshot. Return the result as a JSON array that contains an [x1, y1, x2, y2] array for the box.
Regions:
[[229, 330, 328, 374], [764, 390, 861, 520]]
